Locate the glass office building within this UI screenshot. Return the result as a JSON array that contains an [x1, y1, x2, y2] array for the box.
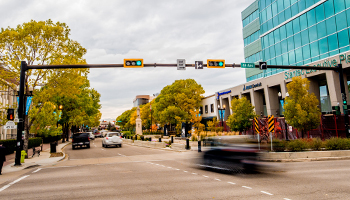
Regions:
[[242, 0, 350, 82]]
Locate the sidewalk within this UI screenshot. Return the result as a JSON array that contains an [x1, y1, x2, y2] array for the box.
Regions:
[[2, 141, 70, 174]]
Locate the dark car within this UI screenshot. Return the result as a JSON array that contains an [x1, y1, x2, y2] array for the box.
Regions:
[[72, 132, 90, 149], [200, 136, 260, 173]]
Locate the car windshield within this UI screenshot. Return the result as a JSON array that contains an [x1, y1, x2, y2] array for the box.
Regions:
[[108, 133, 120, 137]]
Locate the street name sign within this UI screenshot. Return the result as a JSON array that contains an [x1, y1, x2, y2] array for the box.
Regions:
[[241, 63, 255, 68], [4, 121, 17, 129]]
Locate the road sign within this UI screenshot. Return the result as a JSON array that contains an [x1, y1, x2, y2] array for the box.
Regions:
[[259, 62, 267, 70], [268, 115, 274, 132], [177, 59, 186, 70], [241, 63, 255, 68], [195, 61, 203, 69], [254, 117, 259, 134], [4, 121, 17, 129]]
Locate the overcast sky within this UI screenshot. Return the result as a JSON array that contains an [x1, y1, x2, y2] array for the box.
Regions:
[[1, 0, 255, 121]]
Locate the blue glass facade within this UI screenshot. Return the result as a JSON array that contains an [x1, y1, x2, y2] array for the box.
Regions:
[[242, 0, 350, 82]]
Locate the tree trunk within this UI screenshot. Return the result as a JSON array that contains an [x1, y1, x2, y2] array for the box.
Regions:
[[62, 123, 66, 143]]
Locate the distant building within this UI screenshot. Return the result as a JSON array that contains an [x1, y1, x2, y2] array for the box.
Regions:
[[0, 67, 18, 140], [133, 95, 151, 107]]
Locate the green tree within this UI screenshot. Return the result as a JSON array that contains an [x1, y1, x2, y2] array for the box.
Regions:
[[0, 19, 88, 151], [116, 107, 137, 131], [153, 79, 204, 134], [284, 76, 321, 138], [226, 97, 256, 133]]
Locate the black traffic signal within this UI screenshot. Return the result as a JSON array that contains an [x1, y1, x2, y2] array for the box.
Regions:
[[7, 108, 14, 120], [332, 106, 341, 115], [124, 59, 144, 68], [259, 62, 267, 70], [207, 59, 225, 68]]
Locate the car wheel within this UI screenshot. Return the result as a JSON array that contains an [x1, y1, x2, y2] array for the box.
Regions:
[[87, 144, 90, 148], [102, 143, 104, 147], [72, 145, 75, 150], [119, 144, 122, 148]]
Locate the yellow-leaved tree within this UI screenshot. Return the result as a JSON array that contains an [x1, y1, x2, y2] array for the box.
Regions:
[[284, 76, 321, 138], [0, 19, 89, 151]]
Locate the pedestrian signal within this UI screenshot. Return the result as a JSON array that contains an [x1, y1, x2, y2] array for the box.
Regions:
[[7, 109, 14, 120]]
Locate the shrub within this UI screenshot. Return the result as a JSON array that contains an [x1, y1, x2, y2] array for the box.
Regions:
[[325, 137, 350, 150], [142, 131, 163, 135], [28, 137, 42, 149], [286, 139, 309, 151], [0, 139, 16, 155], [309, 138, 324, 151], [272, 139, 287, 152]]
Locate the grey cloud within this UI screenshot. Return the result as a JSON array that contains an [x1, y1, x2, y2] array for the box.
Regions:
[[0, 0, 255, 120]]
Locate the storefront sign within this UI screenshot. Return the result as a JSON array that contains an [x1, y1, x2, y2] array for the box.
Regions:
[[216, 90, 231, 100], [284, 69, 317, 80], [243, 82, 262, 91]]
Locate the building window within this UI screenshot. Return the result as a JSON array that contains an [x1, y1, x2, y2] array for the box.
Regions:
[[205, 105, 208, 114], [210, 104, 214, 113], [320, 83, 331, 114]]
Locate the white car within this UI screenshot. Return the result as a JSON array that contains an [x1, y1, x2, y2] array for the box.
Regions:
[[88, 132, 95, 140], [102, 132, 122, 148]]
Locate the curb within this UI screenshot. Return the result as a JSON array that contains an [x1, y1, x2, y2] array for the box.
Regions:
[[56, 142, 71, 162]]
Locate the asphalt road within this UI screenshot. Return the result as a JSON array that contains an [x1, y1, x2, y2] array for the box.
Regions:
[[1, 141, 350, 199]]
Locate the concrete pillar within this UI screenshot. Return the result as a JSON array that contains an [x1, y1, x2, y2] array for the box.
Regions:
[[265, 86, 279, 116], [326, 70, 342, 110], [251, 89, 264, 117], [308, 77, 321, 108]]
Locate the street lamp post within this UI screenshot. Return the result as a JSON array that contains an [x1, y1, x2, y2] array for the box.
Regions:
[[218, 104, 226, 131], [278, 92, 289, 141]]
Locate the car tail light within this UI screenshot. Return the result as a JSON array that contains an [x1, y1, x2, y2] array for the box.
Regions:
[[106, 137, 108, 140], [120, 136, 122, 138], [72, 139, 74, 143], [88, 137, 90, 141]]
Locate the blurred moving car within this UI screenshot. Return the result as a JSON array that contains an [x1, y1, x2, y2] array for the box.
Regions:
[[94, 130, 108, 138], [200, 135, 260, 173], [72, 132, 90, 149], [102, 132, 122, 148], [88, 132, 95, 140]]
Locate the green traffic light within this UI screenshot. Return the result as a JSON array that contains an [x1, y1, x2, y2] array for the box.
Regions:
[[136, 61, 142, 66], [219, 62, 223, 66], [344, 101, 347, 104]]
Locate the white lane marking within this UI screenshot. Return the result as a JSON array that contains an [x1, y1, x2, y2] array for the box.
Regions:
[[203, 175, 209, 178], [168, 167, 172, 169], [261, 191, 273, 195], [227, 182, 236, 185], [242, 186, 252, 189], [284, 198, 292, 200], [0, 175, 30, 192], [155, 164, 159, 166], [160, 165, 165, 167], [32, 168, 42, 173], [183, 171, 188, 173], [192, 173, 197, 175], [215, 178, 221, 181], [174, 169, 180, 171], [101, 149, 105, 151]]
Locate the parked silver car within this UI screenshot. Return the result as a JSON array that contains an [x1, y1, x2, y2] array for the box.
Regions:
[[102, 132, 122, 148], [88, 132, 95, 140]]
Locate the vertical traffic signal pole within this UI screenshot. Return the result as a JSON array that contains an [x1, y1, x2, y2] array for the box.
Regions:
[[337, 64, 350, 138], [15, 61, 27, 166]]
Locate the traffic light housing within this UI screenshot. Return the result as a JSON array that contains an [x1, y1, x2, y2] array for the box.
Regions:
[[7, 108, 14, 120], [332, 106, 341, 115], [207, 59, 225, 68], [124, 59, 144, 68]]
